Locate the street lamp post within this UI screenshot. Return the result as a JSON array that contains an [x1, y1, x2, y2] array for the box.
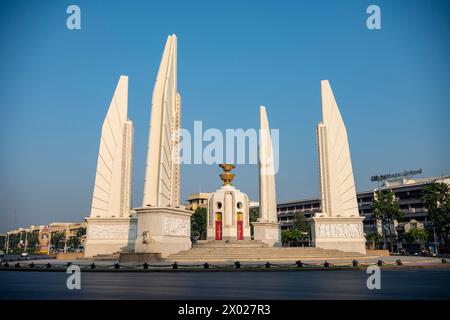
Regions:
[[24, 230, 28, 253], [5, 233, 9, 254], [433, 224, 439, 255]]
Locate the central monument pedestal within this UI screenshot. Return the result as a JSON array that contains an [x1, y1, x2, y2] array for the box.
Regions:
[[253, 221, 281, 247], [311, 215, 366, 254], [134, 206, 192, 258], [206, 164, 251, 242]]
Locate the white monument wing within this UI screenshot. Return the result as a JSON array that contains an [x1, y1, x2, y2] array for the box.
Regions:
[[317, 80, 358, 217], [90, 75, 133, 218], [143, 34, 181, 207]]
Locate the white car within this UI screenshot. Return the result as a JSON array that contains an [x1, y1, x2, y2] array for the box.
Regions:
[[20, 252, 29, 259]]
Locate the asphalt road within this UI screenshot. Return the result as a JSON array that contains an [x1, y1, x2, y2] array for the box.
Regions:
[[1, 268, 450, 299]]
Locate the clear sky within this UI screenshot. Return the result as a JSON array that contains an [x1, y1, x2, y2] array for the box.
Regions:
[[0, 0, 449, 233]]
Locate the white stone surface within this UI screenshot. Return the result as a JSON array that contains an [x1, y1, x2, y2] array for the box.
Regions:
[[89, 75, 133, 219], [311, 216, 366, 254], [207, 184, 251, 241], [142, 34, 181, 208], [162, 216, 190, 236], [134, 35, 192, 258], [317, 80, 358, 218], [258, 106, 278, 223], [134, 207, 192, 258], [312, 80, 366, 254], [84, 217, 137, 257], [85, 75, 134, 257], [253, 221, 281, 247], [255, 106, 280, 246]]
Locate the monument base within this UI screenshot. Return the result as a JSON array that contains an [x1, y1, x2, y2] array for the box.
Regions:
[[134, 206, 193, 258], [253, 221, 281, 247], [119, 252, 163, 263], [311, 215, 366, 254], [84, 217, 137, 258], [206, 226, 252, 242]]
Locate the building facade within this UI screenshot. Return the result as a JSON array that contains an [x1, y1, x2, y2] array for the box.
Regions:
[[2, 222, 87, 254], [185, 193, 210, 211], [274, 175, 449, 248]]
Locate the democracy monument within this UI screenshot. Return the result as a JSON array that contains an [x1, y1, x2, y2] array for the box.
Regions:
[[84, 34, 366, 260]]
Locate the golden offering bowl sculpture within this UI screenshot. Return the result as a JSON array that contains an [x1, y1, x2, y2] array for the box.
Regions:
[[219, 163, 235, 186]]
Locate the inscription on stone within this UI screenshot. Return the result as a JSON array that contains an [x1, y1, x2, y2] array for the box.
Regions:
[[265, 228, 279, 240], [162, 216, 189, 236], [318, 223, 361, 238], [88, 223, 137, 240]]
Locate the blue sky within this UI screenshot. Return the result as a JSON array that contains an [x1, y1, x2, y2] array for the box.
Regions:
[[0, 0, 449, 233]]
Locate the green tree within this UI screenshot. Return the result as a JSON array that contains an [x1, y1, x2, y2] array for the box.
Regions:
[[191, 207, 207, 240], [372, 189, 404, 251], [27, 230, 39, 253], [422, 182, 450, 250], [281, 229, 303, 244], [292, 211, 310, 234], [7, 234, 20, 253], [0, 235, 6, 251], [66, 228, 86, 251], [366, 232, 382, 249], [67, 237, 79, 251], [50, 231, 65, 251], [403, 228, 428, 244], [366, 232, 382, 242], [249, 207, 259, 237], [281, 212, 310, 246]]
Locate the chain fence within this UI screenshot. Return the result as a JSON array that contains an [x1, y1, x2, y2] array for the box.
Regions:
[[0, 258, 447, 272]]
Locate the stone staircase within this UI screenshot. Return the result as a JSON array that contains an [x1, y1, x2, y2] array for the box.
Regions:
[[166, 240, 371, 263], [194, 240, 268, 248]]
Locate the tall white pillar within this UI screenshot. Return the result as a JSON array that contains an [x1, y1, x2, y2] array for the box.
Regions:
[[253, 106, 281, 247]]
